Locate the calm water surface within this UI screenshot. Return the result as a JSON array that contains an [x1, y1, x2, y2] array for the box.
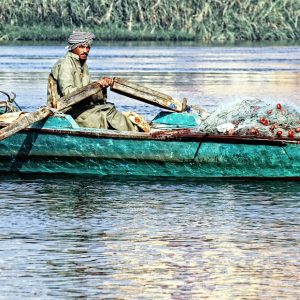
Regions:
[[1, 41, 300, 117], [0, 176, 299, 299], [0, 41, 299, 299]]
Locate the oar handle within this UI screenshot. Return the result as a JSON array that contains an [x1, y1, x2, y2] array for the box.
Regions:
[[0, 81, 102, 141]]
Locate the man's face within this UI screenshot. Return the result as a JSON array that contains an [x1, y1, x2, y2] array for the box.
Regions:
[[72, 43, 91, 61]]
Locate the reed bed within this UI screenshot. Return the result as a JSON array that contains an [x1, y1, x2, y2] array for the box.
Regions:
[[0, 0, 299, 41]]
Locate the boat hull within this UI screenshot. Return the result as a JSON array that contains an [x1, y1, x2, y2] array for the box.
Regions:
[[0, 125, 299, 178]]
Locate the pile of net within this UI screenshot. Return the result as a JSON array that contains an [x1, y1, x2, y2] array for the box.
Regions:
[[197, 99, 300, 139]]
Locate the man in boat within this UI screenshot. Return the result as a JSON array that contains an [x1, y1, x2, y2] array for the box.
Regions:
[[47, 31, 139, 131]]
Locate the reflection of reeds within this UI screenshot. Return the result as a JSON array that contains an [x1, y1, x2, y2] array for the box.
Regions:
[[0, 0, 299, 41]]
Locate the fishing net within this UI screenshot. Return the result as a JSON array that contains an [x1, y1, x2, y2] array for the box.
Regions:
[[197, 99, 300, 139]]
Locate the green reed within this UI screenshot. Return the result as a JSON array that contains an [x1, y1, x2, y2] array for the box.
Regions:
[[0, 0, 299, 41]]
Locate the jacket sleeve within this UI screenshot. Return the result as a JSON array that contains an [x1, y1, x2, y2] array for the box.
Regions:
[[56, 60, 78, 96]]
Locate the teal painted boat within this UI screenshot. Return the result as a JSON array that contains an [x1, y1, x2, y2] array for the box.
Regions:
[[0, 110, 299, 179]]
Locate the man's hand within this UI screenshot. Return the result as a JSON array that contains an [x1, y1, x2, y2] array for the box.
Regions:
[[97, 77, 113, 88]]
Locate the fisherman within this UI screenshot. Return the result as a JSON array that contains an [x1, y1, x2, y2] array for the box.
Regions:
[[47, 31, 139, 131]]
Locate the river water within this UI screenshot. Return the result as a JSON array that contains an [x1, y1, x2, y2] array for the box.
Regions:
[[0, 41, 299, 299]]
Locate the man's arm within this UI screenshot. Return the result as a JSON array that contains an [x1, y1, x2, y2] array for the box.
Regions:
[[55, 61, 84, 96], [91, 77, 113, 103]]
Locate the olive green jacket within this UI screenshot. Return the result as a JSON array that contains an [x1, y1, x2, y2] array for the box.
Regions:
[[47, 52, 92, 105]]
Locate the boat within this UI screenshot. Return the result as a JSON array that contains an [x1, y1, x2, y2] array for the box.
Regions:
[[0, 79, 299, 179], [0, 108, 299, 178]]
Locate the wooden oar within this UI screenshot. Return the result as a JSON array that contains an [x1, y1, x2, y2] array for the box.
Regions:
[[111, 77, 187, 112], [0, 82, 101, 141]]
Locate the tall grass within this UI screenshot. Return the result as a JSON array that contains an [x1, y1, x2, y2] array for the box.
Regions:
[[0, 0, 299, 41]]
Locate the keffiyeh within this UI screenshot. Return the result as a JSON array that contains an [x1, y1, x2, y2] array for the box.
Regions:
[[66, 31, 95, 51]]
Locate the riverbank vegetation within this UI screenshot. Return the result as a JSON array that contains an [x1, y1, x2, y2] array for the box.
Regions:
[[0, 0, 299, 42]]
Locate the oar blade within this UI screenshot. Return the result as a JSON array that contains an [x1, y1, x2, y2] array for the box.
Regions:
[[111, 77, 185, 112], [0, 107, 51, 141]]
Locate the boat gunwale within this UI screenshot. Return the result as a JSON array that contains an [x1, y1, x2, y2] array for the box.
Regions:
[[1, 123, 299, 146]]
